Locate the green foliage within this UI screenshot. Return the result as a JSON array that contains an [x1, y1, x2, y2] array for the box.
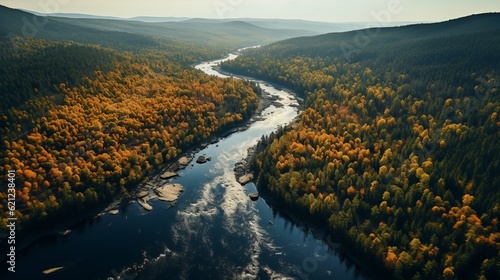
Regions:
[[232, 14, 500, 280], [0, 38, 116, 110]]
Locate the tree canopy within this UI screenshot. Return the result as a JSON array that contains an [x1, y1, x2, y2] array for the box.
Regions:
[[222, 13, 500, 280]]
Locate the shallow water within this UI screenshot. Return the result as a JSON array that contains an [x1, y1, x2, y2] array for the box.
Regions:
[[2, 50, 371, 280]]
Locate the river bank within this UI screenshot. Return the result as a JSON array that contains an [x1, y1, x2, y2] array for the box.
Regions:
[[2, 49, 371, 280], [232, 135, 379, 279], [0, 69, 282, 264], [229, 80, 381, 280], [256, 182, 384, 279], [121, 87, 283, 212]]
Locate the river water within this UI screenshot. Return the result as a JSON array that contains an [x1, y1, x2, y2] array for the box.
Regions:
[[2, 50, 371, 280]]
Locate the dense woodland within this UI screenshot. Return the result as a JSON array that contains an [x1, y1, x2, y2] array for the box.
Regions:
[[0, 6, 265, 235], [222, 14, 500, 279], [1, 5, 499, 279]]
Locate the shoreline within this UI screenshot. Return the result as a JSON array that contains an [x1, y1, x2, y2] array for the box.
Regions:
[[256, 186, 385, 280], [232, 139, 383, 279], [214, 65, 305, 107], [223, 68, 382, 279], [0, 68, 282, 262]]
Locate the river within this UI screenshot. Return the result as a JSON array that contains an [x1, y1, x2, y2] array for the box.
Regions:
[[2, 49, 371, 280]]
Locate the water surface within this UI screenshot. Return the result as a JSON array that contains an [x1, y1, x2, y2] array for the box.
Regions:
[[2, 50, 371, 280]]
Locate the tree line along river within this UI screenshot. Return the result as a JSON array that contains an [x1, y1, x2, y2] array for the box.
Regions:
[[1, 48, 371, 280]]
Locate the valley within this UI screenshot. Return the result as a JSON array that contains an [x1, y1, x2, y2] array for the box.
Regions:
[[0, 4, 499, 279]]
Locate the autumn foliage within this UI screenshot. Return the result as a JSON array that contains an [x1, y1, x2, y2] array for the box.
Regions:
[[0, 38, 259, 233], [224, 18, 500, 280]]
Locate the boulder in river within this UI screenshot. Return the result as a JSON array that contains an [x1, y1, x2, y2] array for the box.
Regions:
[[249, 193, 259, 201], [42, 267, 64, 275], [160, 171, 178, 179], [178, 156, 191, 166], [196, 156, 208, 164], [59, 229, 71, 236], [238, 173, 254, 185], [137, 198, 153, 211]]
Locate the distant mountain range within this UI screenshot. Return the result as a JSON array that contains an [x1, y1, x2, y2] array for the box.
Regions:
[[0, 5, 312, 50], [19, 8, 419, 34], [22, 10, 191, 22]]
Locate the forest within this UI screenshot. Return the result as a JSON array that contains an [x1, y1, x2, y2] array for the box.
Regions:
[[0, 6, 272, 235], [221, 14, 500, 279]]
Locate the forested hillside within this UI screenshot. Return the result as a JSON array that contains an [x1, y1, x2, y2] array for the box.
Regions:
[[0, 5, 315, 52], [222, 14, 500, 279], [0, 5, 270, 235]]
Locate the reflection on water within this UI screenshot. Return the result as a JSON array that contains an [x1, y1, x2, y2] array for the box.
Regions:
[[1, 50, 371, 280]]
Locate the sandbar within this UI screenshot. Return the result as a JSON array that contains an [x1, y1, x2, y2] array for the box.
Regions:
[[137, 198, 153, 211], [155, 183, 184, 202]]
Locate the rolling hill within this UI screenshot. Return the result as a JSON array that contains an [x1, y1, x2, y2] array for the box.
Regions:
[[0, 5, 317, 50], [222, 13, 500, 280], [0, 3, 319, 112]]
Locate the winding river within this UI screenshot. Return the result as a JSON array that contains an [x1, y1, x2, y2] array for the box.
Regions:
[[2, 49, 371, 280]]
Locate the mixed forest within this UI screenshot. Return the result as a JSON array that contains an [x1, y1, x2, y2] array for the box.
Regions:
[[0, 5, 281, 235], [222, 14, 500, 280], [1, 4, 499, 279]]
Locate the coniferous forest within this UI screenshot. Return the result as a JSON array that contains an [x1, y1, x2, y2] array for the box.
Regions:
[[0, 5, 273, 235], [222, 14, 500, 280], [1, 3, 499, 279]]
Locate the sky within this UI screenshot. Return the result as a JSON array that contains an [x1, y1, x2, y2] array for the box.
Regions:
[[1, 0, 499, 22]]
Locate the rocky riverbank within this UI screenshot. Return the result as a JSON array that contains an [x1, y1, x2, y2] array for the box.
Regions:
[[234, 146, 255, 185], [127, 156, 192, 211], [106, 78, 284, 213]]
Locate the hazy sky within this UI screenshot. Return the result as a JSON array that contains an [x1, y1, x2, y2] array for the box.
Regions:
[[2, 0, 499, 22]]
